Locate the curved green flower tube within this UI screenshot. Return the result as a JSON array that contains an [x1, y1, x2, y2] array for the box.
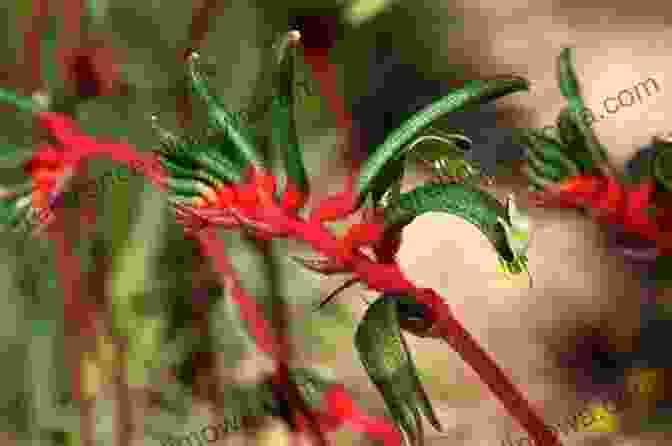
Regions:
[[356, 76, 529, 204], [355, 293, 442, 446], [187, 52, 263, 170], [270, 33, 309, 202], [383, 182, 531, 282]]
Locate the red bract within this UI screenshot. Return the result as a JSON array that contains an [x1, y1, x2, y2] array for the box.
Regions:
[[281, 181, 308, 212], [532, 174, 672, 254], [25, 144, 67, 209], [338, 222, 386, 261]]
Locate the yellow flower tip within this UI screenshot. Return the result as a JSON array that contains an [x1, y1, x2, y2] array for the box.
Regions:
[[202, 187, 219, 205], [492, 272, 531, 290], [194, 196, 208, 208], [494, 262, 532, 289]]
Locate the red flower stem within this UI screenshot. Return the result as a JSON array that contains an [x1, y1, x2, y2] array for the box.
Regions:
[[302, 47, 353, 140], [62, 0, 84, 42], [176, 0, 225, 127], [195, 226, 284, 359], [194, 227, 328, 445], [271, 214, 562, 446], [47, 216, 97, 404], [183, 0, 223, 61], [24, 0, 51, 92], [251, 236, 328, 446], [433, 315, 561, 446]]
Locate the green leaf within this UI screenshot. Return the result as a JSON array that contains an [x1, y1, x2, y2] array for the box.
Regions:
[[355, 293, 441, 446], [356, 76, 529, 204], [383, 182, 530, 280]]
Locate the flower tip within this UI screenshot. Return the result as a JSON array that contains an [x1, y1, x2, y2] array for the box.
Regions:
[[31, 90, 50, 110], [189, 51, 201, 61], [288, 30, 301, 42]]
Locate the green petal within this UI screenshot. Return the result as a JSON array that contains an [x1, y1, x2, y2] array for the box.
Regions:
[[270, 38, 309, 197], [187, 53, 263, 169], [384, 182, 515, 265]]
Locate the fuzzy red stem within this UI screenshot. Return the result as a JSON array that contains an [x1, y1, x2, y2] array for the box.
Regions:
[[48, 217, 96, 403], [195, 227, 284, 360], [302, 47, 353, 139], [24, 0, 51, 92], [61, 0, 84, 42], [177, 0, 224, 127], [433, 313, 561, 446], [183, 0, 223, 61], [194, 227, 329, 445]]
